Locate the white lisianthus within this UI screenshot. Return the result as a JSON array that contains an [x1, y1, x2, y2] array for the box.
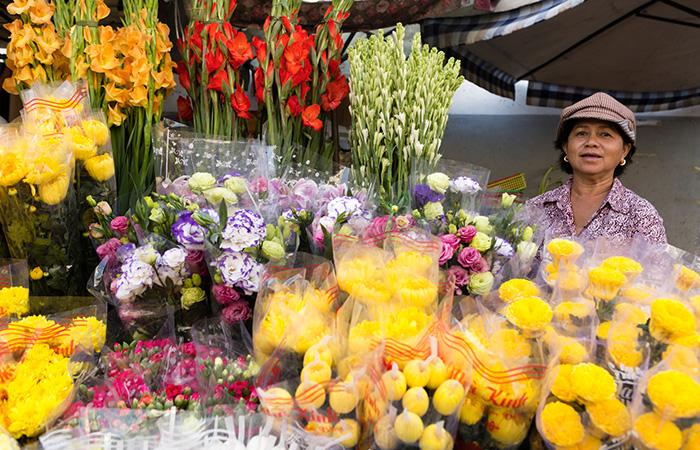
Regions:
[[427, 172, 451, 194], [162, 247, 187, 268], [470, 232, 492, 252], [474, 216, 493, 234], [133, 244, 158, 265], [423, 201, 444, 220], [517, 241, 538, 262], [225, 176, 248, 194], [468, 272, 494, 296], [188, 172, 217, 194]]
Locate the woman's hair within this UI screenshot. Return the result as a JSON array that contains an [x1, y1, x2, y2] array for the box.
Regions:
[[555, 120, 636, 177]]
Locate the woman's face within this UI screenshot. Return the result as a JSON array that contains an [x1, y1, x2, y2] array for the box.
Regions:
[[563, 119, 631, 180]]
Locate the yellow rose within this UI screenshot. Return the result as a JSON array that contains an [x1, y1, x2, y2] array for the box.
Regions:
[[84, 154, 115, 182], [38, 168, 70, 205], [29, 267, 43, 280]]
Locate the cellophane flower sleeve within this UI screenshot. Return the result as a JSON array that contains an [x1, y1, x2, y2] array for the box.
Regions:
[[0, 259, 29, 319]]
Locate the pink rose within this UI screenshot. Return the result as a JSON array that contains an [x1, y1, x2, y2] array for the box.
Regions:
[[439, 234, 461, 265], [212, 284, 240, 306], [458, 247, 481, 268], [96, 238, 123, 261], [458, 226, 477, 244], [469, 257, 490, 274], [110, 216, 129, 234], [221, 300, 252, 325], [448, 266, 470, 287]]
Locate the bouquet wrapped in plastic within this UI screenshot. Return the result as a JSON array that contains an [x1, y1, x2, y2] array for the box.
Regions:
[[0, 259, 29, 319], [0, 126, 83, 295]]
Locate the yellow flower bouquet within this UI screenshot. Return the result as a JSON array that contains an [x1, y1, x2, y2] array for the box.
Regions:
[[0, 127, 83, 296], [0, 259, 29, 318]]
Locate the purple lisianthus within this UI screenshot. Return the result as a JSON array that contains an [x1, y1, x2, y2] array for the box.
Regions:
[[469, 257, 491, 274], [327, 196, 361, 219], [448, 266, 470, 288], [347, 209, 372, 231], [290, 179, 318, 211], [315, 184, 346, 213], [221, 300, 252, 325], [220, 209, 266, 252], [172, 212, 207, 250], [411, 185, 444, 207], [116, 243, 136, 263], [215, 251, 255, 287], [450, 177, 482, 194], [458, 226, 477, 244], [439, 234, 461, 265], [115, 259, 155, 300], [458, 247, 481, 268], [493, 237, 515, 258], [236, 260, 263, 295], [217, 172, 244, 184]]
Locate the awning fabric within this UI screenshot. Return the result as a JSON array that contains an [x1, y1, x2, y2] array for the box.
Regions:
[[422, 0, 700, 111]]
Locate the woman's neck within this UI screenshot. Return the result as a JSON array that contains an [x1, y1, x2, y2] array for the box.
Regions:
[[570, 174, 615, 199]]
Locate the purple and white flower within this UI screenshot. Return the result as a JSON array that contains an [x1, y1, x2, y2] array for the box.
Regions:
[[236, 260, 263, 295], [215, 251, 256, 287], [161, 247, 187, 269], [494, 237, 515, 258], [315, 184, 346, 213], [220, 209, 267, 252], [172, 214, 207, 250], [450, 177, 482, 195], [115, 259, 155, 300], [347, 209, 372, 231], [116, 243, 136, 263], [327, 196, 361, 220]]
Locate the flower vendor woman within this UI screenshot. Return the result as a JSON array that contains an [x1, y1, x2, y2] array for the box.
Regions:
[[527, 92, 667, 245]]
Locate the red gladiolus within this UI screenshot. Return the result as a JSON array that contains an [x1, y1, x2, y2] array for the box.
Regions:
[[292, 63, 312, 87], [329, 59, 340, 77], [226, 32, 253, 69], [302, 104, 323, 131], [190, 23, 204, 52], [286, 95, 302, 117], [175, 61, 190, 91], [324, 5, 333, 19], [284, 40, 310, 75], [281, 16, 292, 33], [254, 67, 265, 103], [207, 69, 229, 92], [252, 36, 266, 64], [300, 82, 310, 101], [228, 0, 237, 17], [231, 85, 251, 120], [336, 10, 349, 22], [177, 96, 193, 121], [321, 75, 349, 111], [328, 19, 336, 38], [205, 49, 226, 74], [263, 16, 271, 32]]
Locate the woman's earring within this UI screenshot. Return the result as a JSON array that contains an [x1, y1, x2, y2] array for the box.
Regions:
[[619, 159, 626, 166], [564, 155, 569, 162]]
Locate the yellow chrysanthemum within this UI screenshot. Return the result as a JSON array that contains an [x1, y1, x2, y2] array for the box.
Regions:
[[84, 153, 115, 182], [487, 408, 529, 446], [395, 277, 438, 309], [0, 315, 59, 350], [560, 340, 588, 365], [601, 256, 643, 281], [23, 153, 65, 186], [620, 286, 654, 303], [546, 239, 584, 269], [597, 322, 611, 340], [587, 398, 631, 437], [540, 401, 585, 447], [647, 370, 700, 418], [66, 126, 96, 160], [552, 364, 576, 402], [570, 363, 616, 403], [554, 301, 593, 333], [587, 267, 627, 300], [691, 296, 700, 317], [288, 312, 331, 355], [651, 298, 696, 343], [0, 152, 27, 187], [634, 413, 683, 450], [504, 296, 553, 338], [351, 280, 392, 304], [336, 256, 381, 294], [609, 336, 644, 368], [672, 334, 700, 348], [459, 393, 486, 425], [59, 317, 106, 353], [616, 303, 649, 326], [554, 434, 602, 450], [254, 311, 288, 359], [488, 329, 532, 359], [676, 266, 700, 293], [683, 424, 700, 450], [663, 346, 700, 377], [0, 287, 29, 318], [499, 279, 539, 303], [0, 343, 72, 439], [38, 168, 71, 205], [348, 320, 381, 354], [81, 119, 109, 146], [386, 307, 432, 342], [387, 251, 434, 279]]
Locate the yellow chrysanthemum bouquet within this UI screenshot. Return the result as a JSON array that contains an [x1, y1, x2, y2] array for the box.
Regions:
[[0, 304, 106, 440], [0, 125, 83, 296], [0, 260, 29, 319], [630, 346, 700, 450], [437, 292, 546, 450]]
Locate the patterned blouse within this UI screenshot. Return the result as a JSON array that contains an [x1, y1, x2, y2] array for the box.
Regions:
[[525, 178, 667, 245]]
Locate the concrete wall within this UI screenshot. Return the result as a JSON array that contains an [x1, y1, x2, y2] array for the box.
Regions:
[[440, 114, 700, 252]]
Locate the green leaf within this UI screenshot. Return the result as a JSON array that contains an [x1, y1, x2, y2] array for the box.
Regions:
[[219, 200, 228, 231]]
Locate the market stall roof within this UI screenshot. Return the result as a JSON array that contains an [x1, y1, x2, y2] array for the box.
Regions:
[[421, 0, 700, 111]]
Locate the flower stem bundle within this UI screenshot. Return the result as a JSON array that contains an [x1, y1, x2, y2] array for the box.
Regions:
[[255, 0, 353, 169], [176, 0, 253, 139], [348, 23, 463, 205]]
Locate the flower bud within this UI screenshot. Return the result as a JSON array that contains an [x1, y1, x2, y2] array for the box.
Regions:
[[86, 195, 97, 207], [522, 226, 533, 242], [149, 207, 166, 224], [144, 196, 156, 209], [262, 240, 285, 260], [502, 193, 516, 209], [192, 273, 202, 286], [448, 224, 457, 235]]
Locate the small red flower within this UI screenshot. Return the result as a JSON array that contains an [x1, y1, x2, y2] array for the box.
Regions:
[[252, 36, 266, 64], [302, 104, 323, 131], [207, 69, 229, 92], [281, 16, 292, 33], [254, 67, 265, 103], [175, 61, 190, 92], [204, 49, 226, 74], [286, 95, 302, 117], [231, 85, 251, 120], [321, 75, 349, 111]]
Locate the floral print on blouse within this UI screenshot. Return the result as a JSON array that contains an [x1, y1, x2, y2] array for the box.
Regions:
[[526, 178, 667, 245]]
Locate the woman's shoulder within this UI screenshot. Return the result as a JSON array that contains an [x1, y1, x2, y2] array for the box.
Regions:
[[613, 180, 662, 218], [613, 179, 667, 244], [525, 179, 572, 207]]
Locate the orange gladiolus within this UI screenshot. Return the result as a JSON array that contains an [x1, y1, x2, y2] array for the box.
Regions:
[[35, 28, 61, 55], [13, 46, 35, 67], [3, 78, 18, 95], [7, 0, 34, 15], [7, 22, 35, 49], [60, 37, 72, 58], [107, 104, 126, 126], [86, 43, 120, 72], [73, 55, 90, 79], [129, 60, 152, 87], [129, 85, 148, 108], [94, 0, 109, 21], [104, 82, 129, 105], [35, 49, 54, 65], [99, 25, 116, 44], [31, 65, 48, 83], [29, 0, 56, 25], [226, 31, 253, 70]]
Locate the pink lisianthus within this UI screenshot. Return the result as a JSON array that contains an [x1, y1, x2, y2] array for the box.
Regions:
[[458, 247, 481, 268], [96, 238, 123, 261], [458, 225, 477, 244], [212, 284, 240, 306], [221, 300, 252, 325], [110, 216, 129, 234], [448, 266, 471, 287], [469, 257, 491, 274], [439, 234, 461, 265]]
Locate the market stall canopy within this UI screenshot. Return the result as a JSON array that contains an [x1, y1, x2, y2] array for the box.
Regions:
[[421, 0, 700, 111]]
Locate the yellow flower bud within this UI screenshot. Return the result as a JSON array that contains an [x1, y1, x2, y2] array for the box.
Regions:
[[84, 154, 115, 182]]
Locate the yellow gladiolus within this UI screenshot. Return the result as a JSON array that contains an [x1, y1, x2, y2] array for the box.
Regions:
[[129, 84, 149, 108], [84, 154, 115, 182], [106, 104, 126, 127], [95, 0, 109, 20], [38, 168, 70, 205]]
